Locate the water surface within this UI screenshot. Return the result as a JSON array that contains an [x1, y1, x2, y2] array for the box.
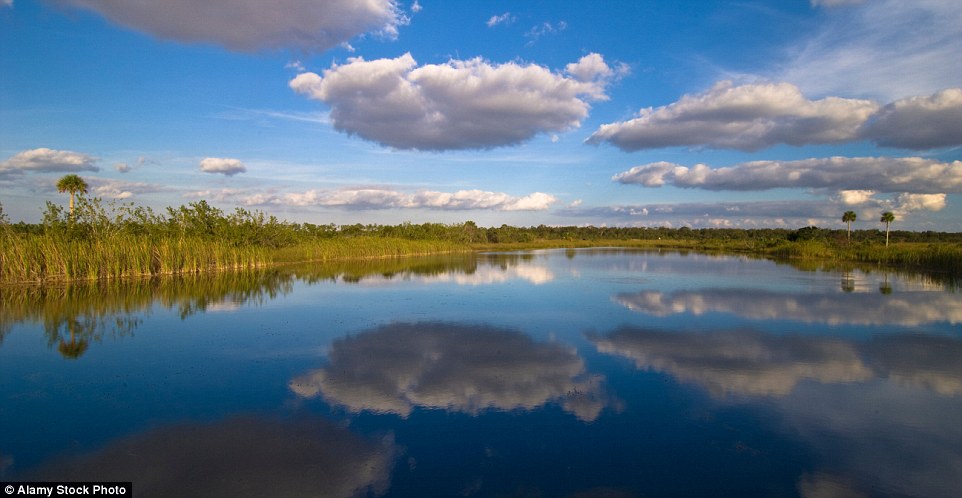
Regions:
[[2, 250, 960, 497]]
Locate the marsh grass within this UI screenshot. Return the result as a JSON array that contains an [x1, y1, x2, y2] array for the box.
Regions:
[[2, 195, 960, 283], [0, 231, 271, 283]]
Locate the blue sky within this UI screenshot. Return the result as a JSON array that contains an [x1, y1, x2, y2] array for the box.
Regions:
[[2, 0, 961, 230]]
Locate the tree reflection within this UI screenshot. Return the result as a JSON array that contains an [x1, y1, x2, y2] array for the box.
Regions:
[[291, 322, 614, 421], [1, 254, 516, 359]]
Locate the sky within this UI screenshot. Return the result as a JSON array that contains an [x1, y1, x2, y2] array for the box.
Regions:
[[1, 0, 961, 230]]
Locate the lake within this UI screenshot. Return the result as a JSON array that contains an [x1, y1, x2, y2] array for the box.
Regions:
[[1, 249, 960, 497]]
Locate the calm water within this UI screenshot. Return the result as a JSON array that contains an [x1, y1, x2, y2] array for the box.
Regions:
[[1, 249, 960, 497]]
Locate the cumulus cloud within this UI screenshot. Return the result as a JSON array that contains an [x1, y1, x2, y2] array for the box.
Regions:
[[187, 186, 555, 211], [199, 157, 246, 176], [861, 88, 962, 149], [487, 12, 514, 27], [86, 178, 165, 200], [290, 52, 616, 150], [589, 82, 962, 152], [0, 148, 99, 175], [895, 193, 946, 213], [49, 0, 404, 52], [612, 157, 962, 194], [290, 322, 613, 421], [837, 190, 875, 205], [278, 188, 555, 211], [113, 162, 131, 173], [587, 81, 878, 151]]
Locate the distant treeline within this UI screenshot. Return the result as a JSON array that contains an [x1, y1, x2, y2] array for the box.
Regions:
[[5, 197, 961, 245], [2, 197, 961, 282]]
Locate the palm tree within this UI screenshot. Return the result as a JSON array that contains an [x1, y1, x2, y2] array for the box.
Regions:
[[842, 211, 856, 241], [880, 211, 895, 247], [56, 174, 89, 217]]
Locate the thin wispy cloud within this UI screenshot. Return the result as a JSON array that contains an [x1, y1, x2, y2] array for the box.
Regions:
[[486, 12, 514, 28], [524, 20, 567, 45], [779, 0, 962, 100], [291, 53, 618, 150]]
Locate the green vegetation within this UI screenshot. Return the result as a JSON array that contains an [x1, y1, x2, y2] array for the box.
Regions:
[[2, 192, 961, 284]]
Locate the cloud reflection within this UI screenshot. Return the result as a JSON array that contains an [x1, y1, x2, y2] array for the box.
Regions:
[[291, 322, 611, 421], [589, 327, 872, 397], [23, 416, 397, 498], [589, 327, 962, 399], [591, 327, 962, 496], [615, 289, 962, 326]]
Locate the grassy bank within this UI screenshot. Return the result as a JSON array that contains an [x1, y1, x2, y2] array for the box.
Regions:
[[0, 232, 469, 284], [2, 196, 960, 284]]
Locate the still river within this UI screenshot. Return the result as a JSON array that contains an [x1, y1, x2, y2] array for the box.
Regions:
[[1, 249, 960, 497]]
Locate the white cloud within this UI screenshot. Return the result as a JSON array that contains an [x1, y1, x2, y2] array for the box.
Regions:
[[837, 190, 875, 205], [861, 88, 962, 149], [779, 0, 962, 101], [895, 193, 946, 213], [50, 0, 404, 52], [187, 186, 556, 212], [291, 53, 616, 150], [0, 148, 99, 176], [267, 187, 556, 211], [114, 162, 131, 173], [199, 157, 246, 176], [88, 178, 167, 200], [589, 82, 962, 152], [486, 12, 514, 27], [410, 1, 422, 14], [2, 0, 12, 8], [587, 81, 878, 151], [613, 157, 962, 194]]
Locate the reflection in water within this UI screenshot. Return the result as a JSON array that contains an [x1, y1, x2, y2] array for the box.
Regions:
[[591, 326, 962, 498], [0, 254, 544, 358], [589, 327, 873, 397], [291, 322, 612, 421], [0, 270, 293, 358], [589, 327, 962, 398], [22, 416, 397, 498], [867, 334, 962, 395], [797, 473, 868, 498], [778, 379, 962, 498], [616, 289, 962, 326]]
